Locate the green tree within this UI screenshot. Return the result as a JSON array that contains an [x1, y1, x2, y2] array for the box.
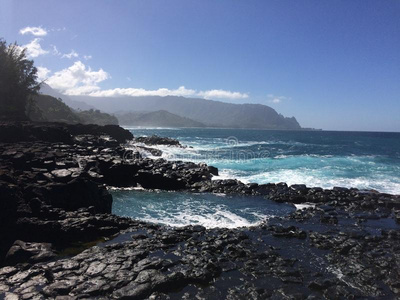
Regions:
[[0, 39, 40, 120]]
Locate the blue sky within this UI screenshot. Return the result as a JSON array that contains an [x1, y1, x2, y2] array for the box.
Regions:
[[1, 0, 400, 131]]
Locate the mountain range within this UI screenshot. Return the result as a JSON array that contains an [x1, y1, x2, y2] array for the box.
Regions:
[[117, 110, 206, 127], [70, 95, 301, 130], [39, 84, 301, 129]]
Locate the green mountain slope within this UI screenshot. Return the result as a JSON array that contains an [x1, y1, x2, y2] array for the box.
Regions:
[[117, 110, 205, 127], [29, 94, 118, 125]]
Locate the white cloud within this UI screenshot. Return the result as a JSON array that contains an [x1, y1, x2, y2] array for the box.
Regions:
[[44, 61, 249, 100], [51, 45, 61, 56], [61, 50, 79, 59], [49, 27, 66, 32], [198, 89, 249, 100], [19, 26, 47, 36], [36, 67, 51, 82], [66, 85, 101, 95], [88, 86, 196, 97], [267, 94, 289, 104], [85, 86, 248, 100], [52, 46, 87, 60], [46, 61, 109, 95], [21, 38, 49, 58]]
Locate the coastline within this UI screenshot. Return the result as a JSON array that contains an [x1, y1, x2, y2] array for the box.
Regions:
[[1, 122, 399, 299], [121, 125, 400, 134]]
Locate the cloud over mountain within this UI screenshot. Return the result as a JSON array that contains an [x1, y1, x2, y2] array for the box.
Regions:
[[43, 60, 249, 100], [46, 61, 109, 94]]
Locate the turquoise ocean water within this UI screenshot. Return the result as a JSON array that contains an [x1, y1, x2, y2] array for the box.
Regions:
[[112, 128, 400, 228]]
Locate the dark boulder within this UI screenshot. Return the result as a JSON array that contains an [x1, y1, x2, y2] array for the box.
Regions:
[[4, 240, 56, 266], [50, 169, 73, 182], [100, 161, 140, 187], [207, 166, 219, 176], [134, 135, 183, 147], [38, 178, 112, 213], [135, 171, 186, 190], [134, 145, 163, 157]]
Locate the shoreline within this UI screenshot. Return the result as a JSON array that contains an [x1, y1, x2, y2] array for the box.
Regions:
[[121, 125, 400, 134], [1, 122, 400, 299]]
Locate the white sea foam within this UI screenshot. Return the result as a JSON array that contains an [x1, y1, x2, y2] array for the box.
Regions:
[[187, 139, 314, 150], [126, 141, 201, 160], [124, 132, 400, 195], [123, 127, 182, 130], [130, 143, 400, 194], [139, 203, 268, 229], [219, 168, 400, 195], [212, 169, 247, 181], [108, 186, 145, 191], [294, 203, 316, 210]]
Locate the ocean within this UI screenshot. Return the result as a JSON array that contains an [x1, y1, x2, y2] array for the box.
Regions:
[[111, 128, 400, 228]]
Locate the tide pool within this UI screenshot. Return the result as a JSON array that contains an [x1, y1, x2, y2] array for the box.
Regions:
[[111, 190, 295, 228]]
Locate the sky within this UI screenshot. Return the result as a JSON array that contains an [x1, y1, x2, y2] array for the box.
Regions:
[[1, 0, 400, 131]]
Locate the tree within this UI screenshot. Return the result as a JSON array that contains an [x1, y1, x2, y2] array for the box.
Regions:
[[0, 39, 40, 120]]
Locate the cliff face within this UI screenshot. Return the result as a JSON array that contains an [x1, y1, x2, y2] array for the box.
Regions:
[[71, 95, 302, 130]]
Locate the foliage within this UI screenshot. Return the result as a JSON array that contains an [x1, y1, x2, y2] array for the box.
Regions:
[[32, 94, 118, 125], [76, 109, 118, 126], [31, 94, 81, 123], [0, 39, 40, 120]]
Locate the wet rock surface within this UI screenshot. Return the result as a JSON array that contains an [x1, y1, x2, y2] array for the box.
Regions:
[[0, 122, 400, 299], [2, 217, 400, 299]]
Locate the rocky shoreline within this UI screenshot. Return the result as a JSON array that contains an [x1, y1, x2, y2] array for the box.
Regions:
[[1, 122, 400, 299]]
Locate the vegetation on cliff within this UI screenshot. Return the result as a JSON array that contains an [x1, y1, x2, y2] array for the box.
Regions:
[[30, 93, 118, 125], [76, 109, 118, 125], [0, 38, 117, 125], [0, 39, 40, 121]]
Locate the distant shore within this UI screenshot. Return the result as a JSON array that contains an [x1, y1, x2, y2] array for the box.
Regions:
[[122, 125, 400, 133], [121, 124, 323, 131]]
